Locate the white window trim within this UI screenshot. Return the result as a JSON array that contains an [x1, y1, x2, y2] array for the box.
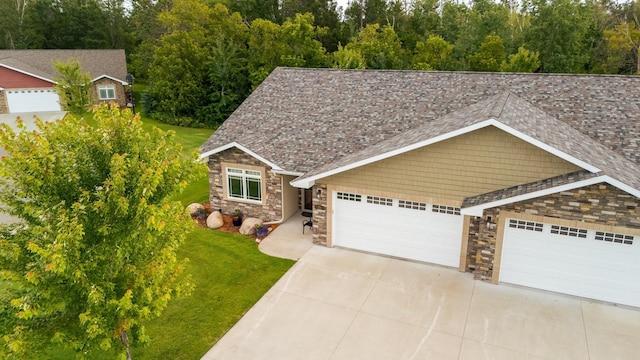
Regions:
[[98, 85, 116, 100], [221, 163, 266, 204]]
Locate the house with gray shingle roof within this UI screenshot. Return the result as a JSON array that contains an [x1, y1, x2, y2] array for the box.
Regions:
[[0, 49, 130, 114], [201, 67, 640, 307]]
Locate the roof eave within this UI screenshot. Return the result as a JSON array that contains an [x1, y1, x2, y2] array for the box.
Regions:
[[461, 175, 640, 216], [200, 142, 284, 171], [92, 74, 128, 85]]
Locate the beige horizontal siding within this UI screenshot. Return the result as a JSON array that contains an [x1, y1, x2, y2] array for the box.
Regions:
[[321, 126, 582, 201]]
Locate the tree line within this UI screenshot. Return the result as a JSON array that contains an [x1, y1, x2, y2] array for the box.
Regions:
[[2, 0, 640, 127]]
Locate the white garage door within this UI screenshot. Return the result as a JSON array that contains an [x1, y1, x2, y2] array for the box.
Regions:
[[7, 89, 61, 113], [501, 218, 640, 307], [332, 191, 464, 267]]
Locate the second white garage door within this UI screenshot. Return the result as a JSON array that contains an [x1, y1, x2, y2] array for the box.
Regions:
[[332, 191, 464, 267], [7, 89, 61, 113], [501, 218, 640, 307]]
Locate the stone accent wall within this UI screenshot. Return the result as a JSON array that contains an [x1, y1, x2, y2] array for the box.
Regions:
[[466, 183, 640, 280], [207, 148, 283, 221], [312, 184, 328, 245], [91, 78, 126, 107], [0, 91, 7, 114]]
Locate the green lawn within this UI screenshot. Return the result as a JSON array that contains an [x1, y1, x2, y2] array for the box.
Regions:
[[20, 109, 296, 359]]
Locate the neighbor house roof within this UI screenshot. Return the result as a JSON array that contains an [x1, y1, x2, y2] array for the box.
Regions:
[[201, 68, 640, 199], [0, 49, 128, 83]]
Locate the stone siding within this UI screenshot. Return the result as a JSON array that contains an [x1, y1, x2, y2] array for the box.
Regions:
[[0, 91, 7, 113], [91, 78, 126, 107], [466, 183, 640, 280], [207, 148, 283, 221], [312, 184, 328, 245]]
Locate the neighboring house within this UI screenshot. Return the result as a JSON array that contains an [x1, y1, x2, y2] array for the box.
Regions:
[[0, 49, 129, 114], [201, 68, 640, 307]]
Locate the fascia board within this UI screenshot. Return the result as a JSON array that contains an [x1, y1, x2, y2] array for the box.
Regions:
[[461, 176, 608, 217], [199, 142, 283, 171]]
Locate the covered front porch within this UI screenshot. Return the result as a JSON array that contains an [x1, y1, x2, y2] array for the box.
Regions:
[[259, 211, 314, 260]]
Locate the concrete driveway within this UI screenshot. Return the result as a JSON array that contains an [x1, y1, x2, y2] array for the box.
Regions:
[[0, 111, 67, 132], [203, 245, 640, 360]]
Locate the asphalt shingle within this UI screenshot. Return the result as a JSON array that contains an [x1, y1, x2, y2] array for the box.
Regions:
[[202, 68, 640, 192], [0, 49, 128, 82]]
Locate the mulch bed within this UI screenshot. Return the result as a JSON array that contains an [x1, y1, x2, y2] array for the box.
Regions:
[[191, 202, 278, 242]]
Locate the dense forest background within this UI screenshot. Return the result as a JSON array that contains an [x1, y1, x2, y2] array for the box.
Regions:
[[2, 0, 639, 127]]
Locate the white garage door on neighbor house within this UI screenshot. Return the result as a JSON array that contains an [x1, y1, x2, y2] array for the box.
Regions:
[[332, 191, 464, 267], [6, 89, 61, 113], [500, 218, 640, 307]]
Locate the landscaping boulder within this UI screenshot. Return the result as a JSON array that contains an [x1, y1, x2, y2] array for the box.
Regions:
[[186, 203, 205, 216], [240, 217, 263, 235], [206, 211, 224, 229]]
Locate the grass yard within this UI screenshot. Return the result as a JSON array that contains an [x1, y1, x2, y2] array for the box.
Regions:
[[18, 108, 296, 359]]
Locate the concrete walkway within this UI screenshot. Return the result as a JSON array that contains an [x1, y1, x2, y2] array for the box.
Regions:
[[259, 212, 314, 260], [203, 216, 640, 360]]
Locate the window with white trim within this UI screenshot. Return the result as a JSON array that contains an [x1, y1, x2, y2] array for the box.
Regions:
[[550, 225, 588, 238], [337, 192, 361, 202], [432, 204, 461, 215], [595, 231, 634, 245], [98, 85, 116, 100], [509, 219, 543, 232], [227, 168, 262, 202], [399, 200, 427, 211], [367, 196, 392, 206]]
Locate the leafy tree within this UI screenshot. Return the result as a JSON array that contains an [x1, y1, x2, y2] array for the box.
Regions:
[[203, 35, 250, 122], [128, 0, 173, 78], [345, 23, 405, 69], [25, 0, 115, 49], [0, 104, 197, 359], [604, 21, 640, 74], [332, 43, 366, 69], [0, 0, 31, 48], [412, 35, 454, 70], [147, 1, 249, 126], [468, 34, 506, 72], [524, 0, 591, 73], [280, 0, 343, 51], [500, 46, 541, 72], [53, 59, 92, 115], [226, 0, 280, 23], [248, 13, 328, 88]]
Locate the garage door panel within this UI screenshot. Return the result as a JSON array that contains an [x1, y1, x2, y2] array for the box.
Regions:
[[7, 89, 61, 113], [332, 191, 463, 267], [501, 218, 640, 307]]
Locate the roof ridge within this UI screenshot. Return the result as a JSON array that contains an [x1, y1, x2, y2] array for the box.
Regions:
[[489, 91, 512, 119]]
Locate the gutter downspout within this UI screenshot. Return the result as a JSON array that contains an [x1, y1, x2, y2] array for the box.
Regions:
[[264, 174, 286, 225]]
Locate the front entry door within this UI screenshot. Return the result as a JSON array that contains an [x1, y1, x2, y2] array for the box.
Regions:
[[304, 188, 313, 210]]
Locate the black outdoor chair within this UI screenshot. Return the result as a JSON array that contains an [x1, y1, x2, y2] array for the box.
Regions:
[[302, 211, 313, 234]]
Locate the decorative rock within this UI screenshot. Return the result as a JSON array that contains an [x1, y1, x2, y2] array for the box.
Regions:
[[186, 203, 205, 216], [206, 211, 224, 229], [240, 217, 263, 235]]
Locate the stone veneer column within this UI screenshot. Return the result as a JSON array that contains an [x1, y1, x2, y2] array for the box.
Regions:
[[312, 184, 328, 245], [0, 91, 8, 113]]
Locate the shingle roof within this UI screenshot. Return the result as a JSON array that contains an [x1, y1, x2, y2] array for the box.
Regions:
[[461, 170, 600, 208], [0, 49, 128, 82], [202, 68, 640, 193], [0, 58, 55, 81]]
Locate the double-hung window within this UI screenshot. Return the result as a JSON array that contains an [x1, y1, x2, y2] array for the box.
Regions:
[[227, 168, 262, 202], [98, 86, 116, 100]]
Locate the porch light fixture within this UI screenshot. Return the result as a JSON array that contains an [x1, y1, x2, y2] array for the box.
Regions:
[[125, 73, 135, 114], [316, 189, 322, 198]]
